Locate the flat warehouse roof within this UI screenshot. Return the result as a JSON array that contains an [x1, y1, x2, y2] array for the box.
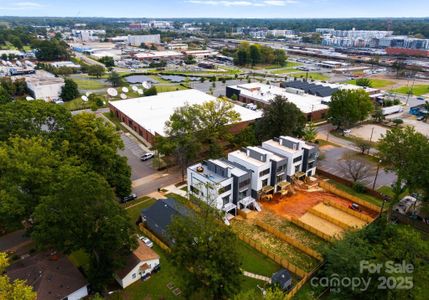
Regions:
[[230, 82, 328, 114], [110, 89, 262, 137]]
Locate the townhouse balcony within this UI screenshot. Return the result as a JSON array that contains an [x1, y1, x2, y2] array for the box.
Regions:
[[238, 196, 256, 209], [222, 202, 237, 214]]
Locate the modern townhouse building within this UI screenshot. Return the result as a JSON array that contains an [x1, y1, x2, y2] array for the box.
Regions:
[[228, 146, 288, 200], [262, 136, 318, 179], [187, 136, 317, 222], [187, 159, 255, 220]]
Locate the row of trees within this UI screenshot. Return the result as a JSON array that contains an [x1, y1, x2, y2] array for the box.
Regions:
[[0, 100, 134, 290], [0, 77, 28, 104], [233, 42, 287, 67]]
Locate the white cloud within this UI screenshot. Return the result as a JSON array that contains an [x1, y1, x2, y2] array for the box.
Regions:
[[185, 0, 298, 7], [0, 1, 45, 10]]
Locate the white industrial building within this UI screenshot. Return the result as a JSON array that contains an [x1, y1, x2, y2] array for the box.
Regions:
[[128, 34, 161, 46], [109, 89, 262, 144], [26, 75, 64, 101]]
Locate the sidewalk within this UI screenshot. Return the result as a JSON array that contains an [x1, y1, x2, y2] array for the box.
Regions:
[[242, 270, 272, 283]]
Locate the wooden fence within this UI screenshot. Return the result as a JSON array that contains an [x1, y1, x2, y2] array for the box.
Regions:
[[284, 261, 325, 300], [323, 200, 373, 223], [307, 208, 351, 230], [255, 220, 323, 261], [317, 169, 389, 201], [139, 224, 171, 252], [237, 233, 308, 278], [319, 181, 381, 212], [289, 218, 335, 242]]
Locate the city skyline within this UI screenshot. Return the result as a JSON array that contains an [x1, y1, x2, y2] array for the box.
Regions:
[[0, 0, 428, 18]]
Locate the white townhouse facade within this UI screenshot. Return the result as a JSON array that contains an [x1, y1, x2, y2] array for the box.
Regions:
[[228, 146, 289, 200], [187, 137, 317, 222], [262, 136, 318, 179], [187, 159, 255, 218]]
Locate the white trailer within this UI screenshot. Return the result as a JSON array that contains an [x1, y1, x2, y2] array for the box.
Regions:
[[382, 105, 403, 116]]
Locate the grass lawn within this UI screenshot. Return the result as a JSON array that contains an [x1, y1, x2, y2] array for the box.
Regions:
[[108, 244, 186, 300], [392, 84, 429, 96], [345, 78, 395, 88], [377, 186, 408, 200], [270, 67, 300, 75], [63, 97, 91, 111], [293, 72, 329, 81], [125, 197, 157, 227], [155, 84, 188, 93], [237, 239, 281, 276], [327, 180, 382, 207], [73, 78, 107, 90], [69, 249, 90, 272]]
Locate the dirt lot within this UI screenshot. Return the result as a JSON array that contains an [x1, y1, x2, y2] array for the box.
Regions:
[[349, 124, 388, 142], [262, 190, 358, 219], [299, 212, 344, 238], [312, 202, 367, 228]]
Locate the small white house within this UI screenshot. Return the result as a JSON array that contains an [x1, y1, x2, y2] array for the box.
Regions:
[[115, 240, 160, 289]]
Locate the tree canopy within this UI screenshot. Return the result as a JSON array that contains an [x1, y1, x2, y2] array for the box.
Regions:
[[233, 42, 287, 67], [255, 95, 306, 141], [327, 89, 374, 130], [32, 38, 70, 61], [0, 253, 36, 300], [60, 78, 80, 101]]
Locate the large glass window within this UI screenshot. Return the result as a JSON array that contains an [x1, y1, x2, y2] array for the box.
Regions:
[[239, 179, 250, 189], [293, 156, 302, 163], [259, 168, 270, 177], [218, 184, 231, 194]]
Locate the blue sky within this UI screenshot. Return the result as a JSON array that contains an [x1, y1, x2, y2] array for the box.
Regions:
[[0, 0, 428, 18]]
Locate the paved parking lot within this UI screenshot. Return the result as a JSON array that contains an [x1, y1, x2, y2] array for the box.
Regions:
[[119, 133, 155, 181], [318, 145, 396, 190], [349, 124, 388, 142], [190, 79, 248, 97]]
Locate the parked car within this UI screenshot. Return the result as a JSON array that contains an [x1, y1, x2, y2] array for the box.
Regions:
[[416, 115, 425, 121], [121, 193, 137, 203], [140, 152, 154, 161], [343, 129, 352, 135], [138, 235, 154, 248], [416, 97, 425, 101], [349, 203, 361, 211]]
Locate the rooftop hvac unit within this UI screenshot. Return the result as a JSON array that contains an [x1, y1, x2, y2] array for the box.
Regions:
[[196, 166, 204, 173]]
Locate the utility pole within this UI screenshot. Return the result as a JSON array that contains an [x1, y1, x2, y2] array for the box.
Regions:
[[372, 160, 382, 190], [368, 127, 374, 155]]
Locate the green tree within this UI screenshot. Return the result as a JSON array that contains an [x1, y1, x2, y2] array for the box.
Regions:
[[322, 219, 429, 299], [0, 253, 36, 300], [355, 78, 373, 87], [327, 89, 374, 130], [255, 95, 306, 140], [372, 106, 385, 123], [60, 78, 80, 101], [273, 49, 287, 67], [87, 65, 105, 78], [64, 113, 132, 197], [168, 201, 242, 299], [302, 122, 317, 142], [98, 56, 115, 68], [377, 127, 429, 202], [232, 125, 258, 147], [143, 86, 158, 96], [31, 167, 136, 291], [32, 39, 70, 61], [107, 71, 122, 87], [249, 44, 261, 67], [0, 86, 12, 104], [355, 137, 371, 154]]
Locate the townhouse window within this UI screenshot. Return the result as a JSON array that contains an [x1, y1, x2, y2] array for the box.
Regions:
[[276, 165, 285, 173], [238, 190, 247, 200], [222, 196, 230, 205], [261, 178, 268, 187], [293, 156, 302, 163], [239, 179, 250, 189], [276, 174, 283, 183], [259, 168, 270, 176], [295, 165, 300, 173], [308, 162, 314, 169], [190, 185, 200, 194], [218, 184, 231, 194]]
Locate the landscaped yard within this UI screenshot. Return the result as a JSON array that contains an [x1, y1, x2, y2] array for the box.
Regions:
[[345, 78, 395, 88], [392, 84, 429, 96], [62, 97, 91, 111], [270, 67, 300, 75], [377, 185, 408, 200], [125, 197, 157, 227], [327, 180, 382, 207]]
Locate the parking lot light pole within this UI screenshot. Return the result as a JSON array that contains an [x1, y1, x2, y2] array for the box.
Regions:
[[372, 160, 382, 190]]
